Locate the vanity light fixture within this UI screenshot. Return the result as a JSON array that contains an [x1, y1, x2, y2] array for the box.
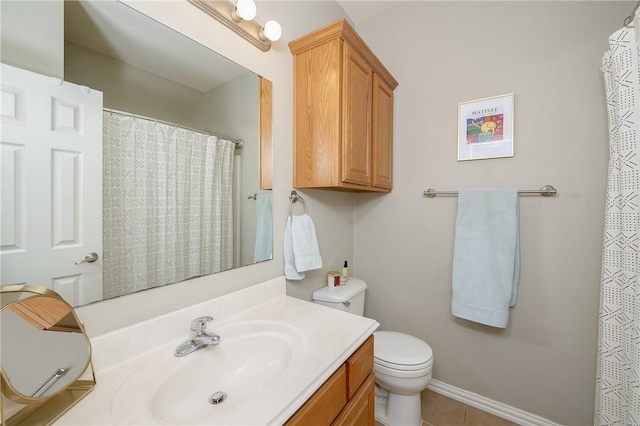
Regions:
[[189, 0, 282, 52], [231, 0, 257, 22], [260, 20, 282, 42]]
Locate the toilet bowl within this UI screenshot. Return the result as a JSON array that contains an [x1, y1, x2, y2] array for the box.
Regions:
[[373, 330, 433, 426], [312, 278, 433, 426]]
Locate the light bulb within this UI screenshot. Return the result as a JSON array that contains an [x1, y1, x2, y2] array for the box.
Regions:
[[235, 0, 256, 21], [261, 20, 282, 42]]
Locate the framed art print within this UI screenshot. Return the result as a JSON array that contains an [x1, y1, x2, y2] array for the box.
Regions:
[[457, 93, 514, 161]]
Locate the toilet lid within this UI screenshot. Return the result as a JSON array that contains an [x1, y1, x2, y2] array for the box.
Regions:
[[374, 331, 433, 371]]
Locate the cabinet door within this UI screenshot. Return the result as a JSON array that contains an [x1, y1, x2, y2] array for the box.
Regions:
[[372, 74, 393, 189], [292, 38, 342, 188], [332, 373, 375, 426], [341, 42, 372, 186]]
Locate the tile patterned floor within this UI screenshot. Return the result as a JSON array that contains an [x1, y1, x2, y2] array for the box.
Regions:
[[375, 389, 519, 426]]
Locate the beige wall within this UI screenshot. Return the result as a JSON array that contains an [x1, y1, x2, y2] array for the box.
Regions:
[[352, 2, 630, 425]]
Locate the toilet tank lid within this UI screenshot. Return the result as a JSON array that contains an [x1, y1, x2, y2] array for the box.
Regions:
[[312, 277, 367, 303]]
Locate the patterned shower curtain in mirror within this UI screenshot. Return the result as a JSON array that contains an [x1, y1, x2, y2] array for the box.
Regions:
[[102, 111, 235, 299], [595, 9, 640, 425]]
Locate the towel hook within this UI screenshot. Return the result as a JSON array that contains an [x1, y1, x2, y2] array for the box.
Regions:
[[289, 190, 308, 216]]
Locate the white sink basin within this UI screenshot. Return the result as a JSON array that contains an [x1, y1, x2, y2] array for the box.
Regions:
[[110, 320, 307, 425]]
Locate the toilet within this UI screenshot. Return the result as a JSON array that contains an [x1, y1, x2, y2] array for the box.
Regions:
[[312, 278, 433, 426]]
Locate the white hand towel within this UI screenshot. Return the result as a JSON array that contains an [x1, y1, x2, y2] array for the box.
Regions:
[[291, 214, 323, 272], [451, 188, 520, 328], [284, 216, 304, 280]]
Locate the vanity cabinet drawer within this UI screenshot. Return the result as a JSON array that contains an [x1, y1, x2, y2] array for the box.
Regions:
[[346, 335, 373, 399], [332, 372, 375, 426], [285, 364, 347, 426]]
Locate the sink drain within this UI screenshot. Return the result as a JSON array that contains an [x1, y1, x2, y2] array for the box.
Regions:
[[209, 391, 227, 405]]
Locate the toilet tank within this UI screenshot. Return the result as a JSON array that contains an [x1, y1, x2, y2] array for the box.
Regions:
[[312, 277, 367, 316]]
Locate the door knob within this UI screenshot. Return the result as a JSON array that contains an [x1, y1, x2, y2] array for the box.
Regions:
[[75, 252, 99, 265]]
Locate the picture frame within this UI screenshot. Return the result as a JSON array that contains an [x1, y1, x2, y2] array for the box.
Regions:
[[457, 93, 514, 161]]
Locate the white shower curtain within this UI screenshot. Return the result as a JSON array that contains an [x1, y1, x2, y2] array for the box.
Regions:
[[595, 10, 640, 426], [102, 111, 235, 298]]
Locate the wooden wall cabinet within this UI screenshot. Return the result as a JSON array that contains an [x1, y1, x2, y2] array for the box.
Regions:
[[289, 19, 398, 193], [285, 335, 375, 426]]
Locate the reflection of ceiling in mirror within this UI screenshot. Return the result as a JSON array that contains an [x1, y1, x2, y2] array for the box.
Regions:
[[64, 0, 249, 92]]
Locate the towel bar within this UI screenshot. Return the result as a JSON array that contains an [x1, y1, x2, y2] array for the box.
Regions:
[[423, 185, 557, 198]]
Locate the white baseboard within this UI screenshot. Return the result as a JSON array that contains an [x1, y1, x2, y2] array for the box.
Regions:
[[427, 380, 560, 426]]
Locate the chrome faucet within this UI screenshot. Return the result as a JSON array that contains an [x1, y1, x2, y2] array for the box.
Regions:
[[174, 316, 221, 357]]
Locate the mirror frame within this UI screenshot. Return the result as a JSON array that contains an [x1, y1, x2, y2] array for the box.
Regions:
[[0, 285, 96, 426]]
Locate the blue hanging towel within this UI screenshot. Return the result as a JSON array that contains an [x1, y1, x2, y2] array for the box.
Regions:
[[451, 188, 520, 328]]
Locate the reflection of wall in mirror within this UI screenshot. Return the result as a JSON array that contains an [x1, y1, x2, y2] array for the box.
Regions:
[[203, 73, 260, 267], [64, 41, 204, 129], [0, 1, 64, 78], [1, 307, 89, 398]]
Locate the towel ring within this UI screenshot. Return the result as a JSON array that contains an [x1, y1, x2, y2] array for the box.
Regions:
[[289, 190, 308, 216]]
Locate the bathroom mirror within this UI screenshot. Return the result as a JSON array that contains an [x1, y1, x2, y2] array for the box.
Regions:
[[0, 285, 95, 425], [0, 0, 273, 308]]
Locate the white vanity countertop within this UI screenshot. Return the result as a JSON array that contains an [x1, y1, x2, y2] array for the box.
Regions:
[[56, 277, 379, 425]]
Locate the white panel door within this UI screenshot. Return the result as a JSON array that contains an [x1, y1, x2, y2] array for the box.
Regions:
[[1, 63, 103, 306]]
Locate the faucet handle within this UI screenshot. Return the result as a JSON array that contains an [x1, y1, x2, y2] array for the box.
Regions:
[[191, 316, 213, 333]]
